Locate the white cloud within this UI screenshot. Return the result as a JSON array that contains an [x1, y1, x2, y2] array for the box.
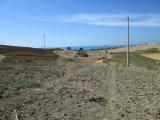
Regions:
[[58, 13, 160, 27], [19, 13, 160, 27]]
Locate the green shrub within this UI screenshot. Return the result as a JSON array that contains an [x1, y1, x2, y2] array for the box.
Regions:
[[79, 48, 83, 51], [22, 80, 41, 88], [66, 47, 71, 50], [77, 51, 88, 57]]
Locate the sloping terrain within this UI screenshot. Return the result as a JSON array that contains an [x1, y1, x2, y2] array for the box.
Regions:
[[108, 44, 160, 53], [109, 48, 160, 70], [0, 45, 54, 54], [0, 61, 160, 120], [0, 45, 59, 63], [143, 53, 160, 61]]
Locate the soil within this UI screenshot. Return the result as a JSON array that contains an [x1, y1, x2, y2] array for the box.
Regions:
[[0, 60, 160, 120]]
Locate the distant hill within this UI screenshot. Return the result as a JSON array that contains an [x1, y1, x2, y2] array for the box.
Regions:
[[0, 45, 54, 54], [0, 45, 59, 62]]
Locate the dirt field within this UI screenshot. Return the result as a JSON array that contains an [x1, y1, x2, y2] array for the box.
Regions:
[[54, 49, 106, 62], [143, 53, 160, 61], [0, 60, 160, 120], [52, 44, 160, 63]]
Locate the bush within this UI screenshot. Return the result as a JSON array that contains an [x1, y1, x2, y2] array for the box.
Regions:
[[66, 47, 71, 50], [79, 48, 83, 51], [22, 80, 41, 88], [76, 51, 88, 57]]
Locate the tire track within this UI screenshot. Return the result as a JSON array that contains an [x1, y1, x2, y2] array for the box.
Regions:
[[0, 55, 5, 62], [103, 65, 118, 120]]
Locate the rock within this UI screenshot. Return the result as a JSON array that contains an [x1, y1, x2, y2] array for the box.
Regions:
[[88, 96, 106, 105]]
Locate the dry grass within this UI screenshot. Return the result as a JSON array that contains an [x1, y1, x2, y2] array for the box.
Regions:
[[66, 62, 79, 81], [73, 80, 92, 96], [142, 53, 160, 61], [2, 52, 59, 62], [66, 62, 92, 97], [60, 57, 79, 62], [55, 49, 106, 62], [0, 55, 5, 62], [11, 110, 18, 120], [109, 51, 160, 70], [54, 50, 76, 58], [108, 44, 160, 53]]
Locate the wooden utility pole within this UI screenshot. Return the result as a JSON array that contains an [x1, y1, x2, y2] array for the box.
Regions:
[[127, 16, 130, 67], [43, 33, 46, 49]]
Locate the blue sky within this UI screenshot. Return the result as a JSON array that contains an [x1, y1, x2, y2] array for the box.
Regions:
[[0, 0, 160, 47]]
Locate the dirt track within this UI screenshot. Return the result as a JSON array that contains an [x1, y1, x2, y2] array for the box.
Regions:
[[0, 61, 160, 120], [0, 55, 4, 62]]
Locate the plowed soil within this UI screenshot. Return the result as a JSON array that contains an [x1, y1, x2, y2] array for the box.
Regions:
[[0, 61, 160, 120]]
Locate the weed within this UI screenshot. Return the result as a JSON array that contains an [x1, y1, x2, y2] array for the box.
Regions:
[[22, 80, 41, 88]]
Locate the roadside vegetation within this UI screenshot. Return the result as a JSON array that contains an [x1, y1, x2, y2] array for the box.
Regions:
[[76, 51, 88, 57], [109, 48, 160, 70], [142, 48, 160, 53]]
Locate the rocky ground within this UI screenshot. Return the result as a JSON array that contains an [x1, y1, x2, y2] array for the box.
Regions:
[[0, 60, 160, 120]]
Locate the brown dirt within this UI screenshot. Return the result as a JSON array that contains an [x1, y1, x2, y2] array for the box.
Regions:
[[54, 50, 77, 58], [54, 50, 106, 62], [0, 61, 160, 120]]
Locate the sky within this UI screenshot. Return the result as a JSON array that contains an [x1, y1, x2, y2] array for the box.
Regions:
[[0, 0, 160, 48]]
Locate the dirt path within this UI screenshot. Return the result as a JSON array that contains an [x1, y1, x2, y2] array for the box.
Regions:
[[91, 62, 160, 120], [89, 62, 118, 119], [103, 65, 117, 119], [0, 55, 5, 62]]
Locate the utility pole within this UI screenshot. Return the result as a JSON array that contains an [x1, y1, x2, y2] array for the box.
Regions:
[[43, 33, 46, 49], [127, 16, 130, 67]]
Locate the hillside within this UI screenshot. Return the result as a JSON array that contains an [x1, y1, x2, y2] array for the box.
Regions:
[[0, 44, 160, 120], [0, 45, 59, 62]]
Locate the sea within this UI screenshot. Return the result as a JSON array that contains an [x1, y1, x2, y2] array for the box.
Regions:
[[61, 45, 126, 51]]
